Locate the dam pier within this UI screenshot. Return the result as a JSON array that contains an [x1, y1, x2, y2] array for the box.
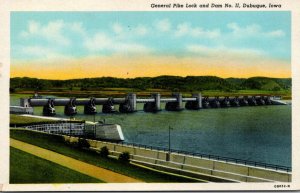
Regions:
[[19, 93, 286, 116]]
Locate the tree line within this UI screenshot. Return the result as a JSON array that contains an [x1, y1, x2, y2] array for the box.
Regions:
[[10, 76, 291, 92]]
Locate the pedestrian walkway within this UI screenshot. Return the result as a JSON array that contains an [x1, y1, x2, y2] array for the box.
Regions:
[[10, 139, 142, 183]]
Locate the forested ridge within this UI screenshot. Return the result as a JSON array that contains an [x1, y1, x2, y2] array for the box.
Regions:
[[10, 76, 291, 92]]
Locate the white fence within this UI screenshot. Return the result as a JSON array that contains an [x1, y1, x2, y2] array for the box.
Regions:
[[25, 123, 85, 136]]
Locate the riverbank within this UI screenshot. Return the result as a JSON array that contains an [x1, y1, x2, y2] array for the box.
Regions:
[[10, 129, 291, 182], [10, 147, 103, 183], [11, 89, 292, 99], [10, 129, 200, 183], [11, 139, 140, 183]]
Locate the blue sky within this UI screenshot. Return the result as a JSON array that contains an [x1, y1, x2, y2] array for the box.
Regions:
[[10, 11, 291, 79]]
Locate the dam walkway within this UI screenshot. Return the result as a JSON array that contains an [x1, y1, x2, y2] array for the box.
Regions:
[[63, 135, 291, 182]]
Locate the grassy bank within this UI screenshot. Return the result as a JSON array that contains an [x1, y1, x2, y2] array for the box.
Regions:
[[12, 88, 291, 100], [10, 129, 199, 183], [12, 88, 291, 97], [10, 114, 83, 127], [10, 147, 102, 183], [10, 114, 57, 125]]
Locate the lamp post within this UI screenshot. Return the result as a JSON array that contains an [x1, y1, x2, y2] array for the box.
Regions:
[[167, 126, 173, 161], [169, 126, 171, 153]]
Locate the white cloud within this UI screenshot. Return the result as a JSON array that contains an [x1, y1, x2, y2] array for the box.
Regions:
[[28, 20, 40, 34], [20, 20, 70, 46], [267, 30, 285, 37], [191, 28, 220, 39], [133, 25, 148, 36], [17, 19, 286, 61], [44, 20, 69, 45], [227, 22, 260, 35], [112, 23, 123, 34], [19, 19, 151, 58], [17, 20, 89, 60], [69, 22, 86, 36], [175, 23, 190, 37], [174, 22, 220, 39], [227, 22, 285, 38], [112, 23, 148, 36], [20, 45, 67, 59], [20, 21, 40, 38], [155, 19, 171, 32], [84, 33, 113, 51], [84, 32, 151, 54]]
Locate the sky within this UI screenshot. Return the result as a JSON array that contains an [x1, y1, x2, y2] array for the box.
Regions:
[[11, 11, 291, 79]]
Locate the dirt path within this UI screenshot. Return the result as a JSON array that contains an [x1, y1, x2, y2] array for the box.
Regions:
[[10, 139, 142, 183]]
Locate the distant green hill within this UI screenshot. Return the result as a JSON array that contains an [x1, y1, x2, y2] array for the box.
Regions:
[[240, 77, 291, 91], [10, 76, 291, 92]]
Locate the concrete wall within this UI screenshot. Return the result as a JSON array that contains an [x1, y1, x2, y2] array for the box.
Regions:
[[182, 165, 212, 176], [214, 161, 249, 176], [184, 155, 214, 169], [133, 155, 157, 164], [61, 134, 291, 182], [115, 145, 135, 154], [134, 148, 158, 158], [249, 167, 290, 182]]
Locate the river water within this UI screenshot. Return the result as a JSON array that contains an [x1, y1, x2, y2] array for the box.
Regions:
[[10, 94, 291, 167]]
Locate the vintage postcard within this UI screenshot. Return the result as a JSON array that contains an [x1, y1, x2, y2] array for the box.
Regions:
[[0, 0, 300, 191]]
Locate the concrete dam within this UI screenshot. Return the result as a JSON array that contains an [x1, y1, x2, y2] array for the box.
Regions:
[[19, 93, 286, 116]]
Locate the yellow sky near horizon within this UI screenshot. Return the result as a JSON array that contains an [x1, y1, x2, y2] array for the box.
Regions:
[[10, 55, 291, 80]]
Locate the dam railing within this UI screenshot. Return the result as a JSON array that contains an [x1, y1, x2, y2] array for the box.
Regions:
[[24, 123, 85, 136], [118, 141, 291, 172]]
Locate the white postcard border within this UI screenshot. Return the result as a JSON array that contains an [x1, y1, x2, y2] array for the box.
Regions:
[[1, 0, 299, 191]]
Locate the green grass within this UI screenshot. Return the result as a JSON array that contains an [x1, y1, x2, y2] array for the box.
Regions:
[[198, 90, 291, 99], [10, 93, 34, 98], [12, 88, 291, 99], [10, 129, 199, 183], [10, 114, 83, 127], [10, 114, 57, 125], [10, 147, 103, 184]]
